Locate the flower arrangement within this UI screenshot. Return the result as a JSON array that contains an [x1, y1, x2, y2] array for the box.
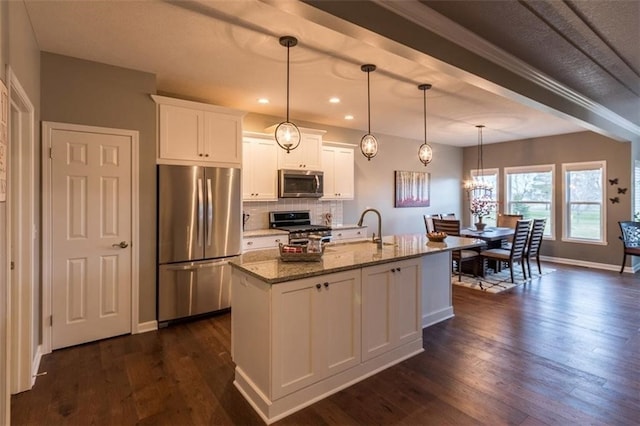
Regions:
[[470, 196, 495, 219]]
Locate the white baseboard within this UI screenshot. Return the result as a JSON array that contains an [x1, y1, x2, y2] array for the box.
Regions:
[[539, 255, 636, 273], [31, 345, 43, 387], [135, 320, 158, 334], [422, 307, 454, 329]]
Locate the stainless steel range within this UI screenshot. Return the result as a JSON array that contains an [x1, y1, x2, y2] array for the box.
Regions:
[[269, 210, 332, 245]]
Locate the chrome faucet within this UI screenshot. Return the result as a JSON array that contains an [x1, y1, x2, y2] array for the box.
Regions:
[[357, 208, 383, 248]]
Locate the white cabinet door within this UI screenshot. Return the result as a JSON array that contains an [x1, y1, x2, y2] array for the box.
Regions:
[[158, 104, 204, 161], [242, 135, 278, 201], [204, 111, 242, 165], [321, 146, 354, 200], [271, 270, 361, 399], [361, 259, 421, 361], [242, 234, 285, 252], [277, 129, 323, 170]]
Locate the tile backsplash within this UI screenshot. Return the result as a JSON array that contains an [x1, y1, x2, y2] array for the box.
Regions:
[[242, 199, 345, 231]]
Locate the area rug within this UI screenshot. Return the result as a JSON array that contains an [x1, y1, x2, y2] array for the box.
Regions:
[[452, 266, 555, 293]]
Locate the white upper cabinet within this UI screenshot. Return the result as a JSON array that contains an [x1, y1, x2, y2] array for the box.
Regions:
[[322, 145, 354, 200], [276, 128, 324, 170], [152, 95, 245, 167], [242, 133, 278, 201]]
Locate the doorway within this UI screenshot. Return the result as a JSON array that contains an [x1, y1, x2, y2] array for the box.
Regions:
[[42, 122, 140, 351]]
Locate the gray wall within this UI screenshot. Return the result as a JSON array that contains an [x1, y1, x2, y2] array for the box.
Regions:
[[244, 113, 463, 236], [463, 131, 631, 266], [41, 53, 157, 322]]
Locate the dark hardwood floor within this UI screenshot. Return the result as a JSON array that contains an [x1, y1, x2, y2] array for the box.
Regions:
[[12, 264, 640, 425]]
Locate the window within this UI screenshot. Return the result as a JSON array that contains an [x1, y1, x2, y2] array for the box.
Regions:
[[505, 165, 554, 238], [469, 168, 498, 227], [562, 161, 606, 244]]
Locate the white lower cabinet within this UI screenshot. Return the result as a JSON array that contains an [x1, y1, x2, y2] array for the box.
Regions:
[[361, 258, 422, 361], [271, 270, 361, 399]]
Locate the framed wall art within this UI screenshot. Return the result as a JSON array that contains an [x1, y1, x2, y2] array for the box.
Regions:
[[394, 170, 430, 207]]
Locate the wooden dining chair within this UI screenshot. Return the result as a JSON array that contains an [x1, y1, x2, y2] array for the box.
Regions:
[[497, 213, 523, 249], [525, 218, 546, 276], [497, 213, 523, 228], [432, 218, 480, 281], [480, 219, 531, 283], [618, 221, 640, 273], [423, 214, 440, 233], [440, 213, 456, 220]]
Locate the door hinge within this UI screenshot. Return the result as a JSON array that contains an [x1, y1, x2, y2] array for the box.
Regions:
[[10, 261, 14, 270], [49, 147, 53, 159], [50, 315, 53, 326]]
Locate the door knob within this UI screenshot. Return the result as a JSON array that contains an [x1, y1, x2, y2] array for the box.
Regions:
[[112, 241, 129, 248]]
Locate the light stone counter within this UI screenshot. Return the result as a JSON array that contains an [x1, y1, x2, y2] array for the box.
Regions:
[[242, 228, 288, 238], [230, 233, 483, 284], [330, 224, 364, 230]]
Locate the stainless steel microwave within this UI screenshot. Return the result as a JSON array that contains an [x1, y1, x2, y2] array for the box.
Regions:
[[278, 169, 323, 198]]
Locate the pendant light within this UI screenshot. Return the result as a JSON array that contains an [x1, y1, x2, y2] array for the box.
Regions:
[[464, 124, 493, 198], [417, 83, 433, 166], [360, 64, 378, 161], [274, 36, 300, 153]]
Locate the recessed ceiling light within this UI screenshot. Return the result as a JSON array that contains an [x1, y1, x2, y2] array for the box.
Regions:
[[329, 97, 340, 104], [344, 115, 354, 120], [257, 98, 269, 104]]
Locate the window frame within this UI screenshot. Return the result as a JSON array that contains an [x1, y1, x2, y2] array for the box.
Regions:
[[504, 164, 555, 240], [469, 167, 499, 227], [561, 160, 607, 245]]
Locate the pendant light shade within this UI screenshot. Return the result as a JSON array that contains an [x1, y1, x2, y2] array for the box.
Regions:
[[360, 64, 378, 161], [418, 83, 433, 166], [275, 36, 300, 153]]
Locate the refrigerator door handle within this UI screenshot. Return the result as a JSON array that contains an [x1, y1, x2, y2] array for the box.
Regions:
[[197, 177, 204, 247], [207, 178, 213, 246]]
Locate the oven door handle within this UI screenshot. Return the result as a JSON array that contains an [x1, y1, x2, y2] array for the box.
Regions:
[[315, 175, 320, 193]]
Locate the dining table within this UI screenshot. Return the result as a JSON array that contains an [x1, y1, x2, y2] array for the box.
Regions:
[[459, 227, 516, 276]]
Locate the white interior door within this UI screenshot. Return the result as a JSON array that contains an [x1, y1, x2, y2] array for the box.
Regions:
[[50, 127, 132, 349]]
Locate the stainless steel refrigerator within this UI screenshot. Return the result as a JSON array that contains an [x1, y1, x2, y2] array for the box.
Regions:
[[157, 165, 241, 324]]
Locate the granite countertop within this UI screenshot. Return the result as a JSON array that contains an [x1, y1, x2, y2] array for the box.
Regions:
[[243, 229, 289, 238], [230, 234, 484, 284]]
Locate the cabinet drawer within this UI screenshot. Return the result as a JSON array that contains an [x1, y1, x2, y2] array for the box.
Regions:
[[243, 235, 286, 252]]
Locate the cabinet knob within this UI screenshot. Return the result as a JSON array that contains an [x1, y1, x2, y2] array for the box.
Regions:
[[324, 282, 329, 288], [205, 154, 209, 157], [199, 153, 203, 157], [247, 241, 253, 245], [391, 268, 396, 273], [397, 267, 401, 272], [316, 283, 322, 289], [275, 239, 281, 243]]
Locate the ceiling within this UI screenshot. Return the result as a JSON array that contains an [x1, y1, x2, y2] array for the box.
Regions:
[[23, 0, 639, 147]]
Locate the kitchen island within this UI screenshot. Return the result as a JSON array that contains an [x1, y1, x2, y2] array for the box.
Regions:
[[230, 234, 483, 424]]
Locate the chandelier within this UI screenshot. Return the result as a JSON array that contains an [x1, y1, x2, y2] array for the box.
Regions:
[[464, 124, 493, 198]]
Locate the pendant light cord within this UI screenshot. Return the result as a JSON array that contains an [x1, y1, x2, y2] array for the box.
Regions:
[[367, 70, 371, 134], [477, 125, 485, 184], [423, 88, 427, 143], [286, 44, 290, 122]]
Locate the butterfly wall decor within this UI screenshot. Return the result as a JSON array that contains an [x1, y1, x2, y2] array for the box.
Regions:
[[618, 187, 627, 194], [609, 178, 618, 185], [610, 197, 620, 204]]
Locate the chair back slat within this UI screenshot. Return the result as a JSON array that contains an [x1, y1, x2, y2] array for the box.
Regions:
[[423, 214, 440, 233], [432, 218, 461, 236], [509, 219, 531, 261], [527, 218, 546, 256]]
